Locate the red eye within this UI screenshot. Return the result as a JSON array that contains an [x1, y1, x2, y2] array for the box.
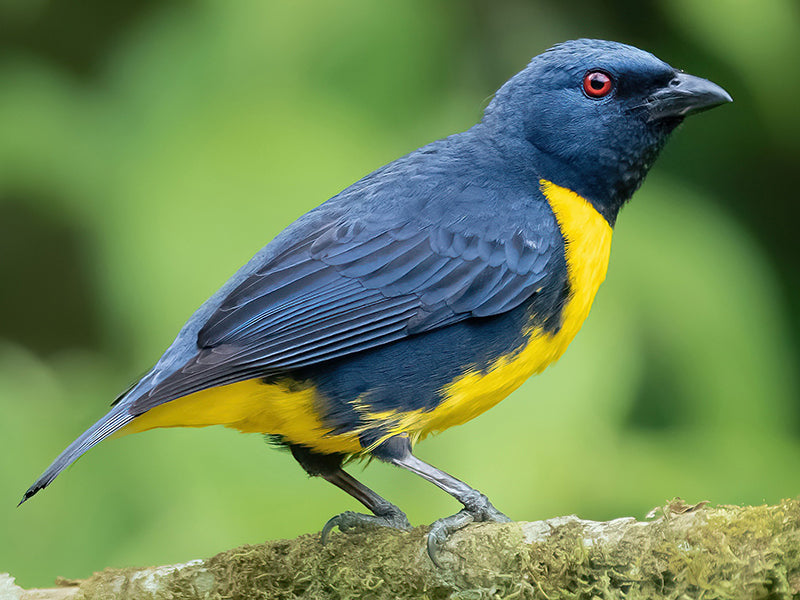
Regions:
[[583, 70, 613, 98]]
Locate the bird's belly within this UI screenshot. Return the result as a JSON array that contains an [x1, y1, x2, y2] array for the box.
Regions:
[[358, 180, 613, 445], [409, 322, 588, 437], [360, 301, 599, 445]]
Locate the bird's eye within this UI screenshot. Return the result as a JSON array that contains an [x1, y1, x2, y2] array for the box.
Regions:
[[583, 70, 614, 98]]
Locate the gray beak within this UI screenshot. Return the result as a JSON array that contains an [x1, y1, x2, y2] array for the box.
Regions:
[[647, 72, 732, 121]]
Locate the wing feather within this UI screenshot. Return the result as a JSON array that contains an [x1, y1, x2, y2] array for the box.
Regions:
[[132, 218, 559, 413]]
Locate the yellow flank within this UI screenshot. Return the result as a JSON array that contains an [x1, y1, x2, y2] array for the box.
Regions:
[[118, 377, 363, 454], [119, 179, 611, 456], [357, 179, 613, 448]]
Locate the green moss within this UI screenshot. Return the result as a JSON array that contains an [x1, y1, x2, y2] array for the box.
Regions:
[[64, 499, 800, 599]]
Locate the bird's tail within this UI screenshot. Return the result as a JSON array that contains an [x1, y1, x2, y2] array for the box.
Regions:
[[19, 406, 135, 505]]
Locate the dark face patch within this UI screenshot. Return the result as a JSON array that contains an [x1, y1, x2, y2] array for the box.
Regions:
[[482, 39, 684, 225]]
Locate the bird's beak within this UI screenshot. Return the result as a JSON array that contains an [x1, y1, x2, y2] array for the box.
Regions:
[[646, 72, 732, 121]]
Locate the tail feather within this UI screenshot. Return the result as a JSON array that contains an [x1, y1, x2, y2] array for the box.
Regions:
[[19, 407, 135, 505]]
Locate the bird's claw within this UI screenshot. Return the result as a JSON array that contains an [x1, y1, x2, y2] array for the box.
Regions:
[[426, 498, 510, 567], [320, 509, 411, 544]]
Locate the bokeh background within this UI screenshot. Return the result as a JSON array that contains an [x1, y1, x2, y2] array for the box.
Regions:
[[2, 0, 799, 588]]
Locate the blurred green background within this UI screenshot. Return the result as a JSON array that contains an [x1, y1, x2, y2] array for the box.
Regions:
[[2, 0, 799, 588]]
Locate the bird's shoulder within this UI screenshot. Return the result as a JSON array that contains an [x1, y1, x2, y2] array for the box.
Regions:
[[202, 128, 564, 336]]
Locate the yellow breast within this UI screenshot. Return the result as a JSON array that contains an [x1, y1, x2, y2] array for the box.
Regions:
[[360, 180, 613, 446]]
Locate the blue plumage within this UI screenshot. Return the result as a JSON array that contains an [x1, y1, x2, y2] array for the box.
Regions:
[[22, 40, 731, 556]]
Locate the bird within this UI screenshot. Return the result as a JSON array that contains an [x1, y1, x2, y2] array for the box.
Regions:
[[21, 39, 731, 562]]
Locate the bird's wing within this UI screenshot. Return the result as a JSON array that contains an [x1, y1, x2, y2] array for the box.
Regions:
[[132, 218, 558, 410]]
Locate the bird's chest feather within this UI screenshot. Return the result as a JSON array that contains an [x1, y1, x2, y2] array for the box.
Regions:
[[394, 180, 614, 440]]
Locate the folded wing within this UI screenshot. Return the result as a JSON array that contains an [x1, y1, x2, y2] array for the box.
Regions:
[[131, 218, 556, 413]]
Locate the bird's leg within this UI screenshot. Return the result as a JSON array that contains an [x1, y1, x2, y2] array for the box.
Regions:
[[394, 453, 511, 565], [319, 468, 411, 542], [378, 437, 511, 565], [287, 444, 409, 543]]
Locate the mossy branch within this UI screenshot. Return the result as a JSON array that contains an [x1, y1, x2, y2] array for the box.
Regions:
[[5, 499, 800, 599]]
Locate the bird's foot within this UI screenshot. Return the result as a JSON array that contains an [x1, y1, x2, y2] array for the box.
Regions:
[[321, 509, 411, 544], [426, 493, 510, 567]]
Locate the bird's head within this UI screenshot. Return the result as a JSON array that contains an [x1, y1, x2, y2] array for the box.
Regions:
[[482, 39, 732, 225]]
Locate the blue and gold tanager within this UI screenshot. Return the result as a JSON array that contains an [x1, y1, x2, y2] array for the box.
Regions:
[[22, 40, 730, 557]]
